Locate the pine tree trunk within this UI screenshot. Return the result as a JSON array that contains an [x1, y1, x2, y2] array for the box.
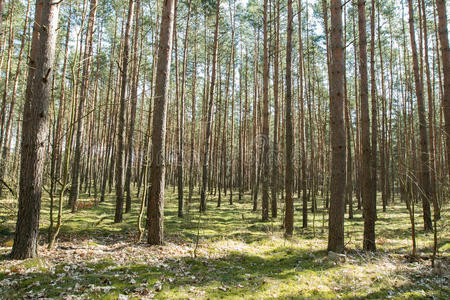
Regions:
[[200, 0, 220, 213], [261, 0, 270, 222], [188, 32, 198, 204], [115, 0, 134, 223], [284, 0, 294, 236], [327, 0, 346, 253], [11, 0, 60, 259], [125, 0, 141, 214], [252, 31, 259, 212], [147, 0, 175, 245], [297, 0, 307, 228], [435, 0, 450, 182], [358, 0, 376, 252], [176, 0, 192, 217], [421, 0, 439, 220], [369, 0, 377, 219], [271, 0, 280, 219], [407, 0, 433, 232]]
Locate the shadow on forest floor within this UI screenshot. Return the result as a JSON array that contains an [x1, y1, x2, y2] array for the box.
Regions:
[[0, 190, 449, 299]]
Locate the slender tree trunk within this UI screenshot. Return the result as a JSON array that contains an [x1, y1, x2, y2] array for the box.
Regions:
[[369, 0, 377, 218], [271, 0, 280, 219], [188, 30, 198, 204], [435, 0, 450, 182], [297, 0, 307, 228], [261, 0, 270, 222], [421, 0, 439, 220], [378, 6, 387, 213], [284, 0, 294, 236], [200, 0, 220, 213], [252, 31, 259, 212], [407, 0, 433, 232], [125, 0, 141, 214], [69, 0, 98, 211], [115, 0, 134, 223], [228, 1, 236, 205], [176, 0, 192, 217]]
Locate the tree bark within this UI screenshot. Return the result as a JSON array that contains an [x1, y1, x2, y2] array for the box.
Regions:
[[125, 0, 141, 214], [176, 0, 192, 217], [261, 0, 270, 222], [271, 0, 280, 219], [115, 0, 134, 223], [369, 0, 377, 219], [298, 0, 307, 228], [11, 0, 60, 259], [435, 0, 450, 182], [200, 0, 220, 213], [147, 0, 175, 245], [284, 0, 294, 236], [358, 0, 376, 251], [327, 0, 346, 253], [407, 0, 433, 232]]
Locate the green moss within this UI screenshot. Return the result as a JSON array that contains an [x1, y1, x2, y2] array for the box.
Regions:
[[0, 190, 448, 299]]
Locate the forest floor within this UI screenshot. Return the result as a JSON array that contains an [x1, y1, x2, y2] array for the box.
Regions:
[[0, 189, 449, 299]]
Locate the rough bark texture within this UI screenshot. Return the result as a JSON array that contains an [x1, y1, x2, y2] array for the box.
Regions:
[[261, 0, 270, 222], [147, 0, 175, 245], [358, 0, 376, 252], [271, 0, 280, 219], [327, 0, 346, 253], [407, 0, 433, 232], [298, 0, 307, 229], [11, 0, 60, 259], [369, 0, 377, 221], [284, 0, 294, 236]]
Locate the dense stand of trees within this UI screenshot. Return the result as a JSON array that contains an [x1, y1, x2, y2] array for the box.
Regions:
[[0, 0, 448, 259]]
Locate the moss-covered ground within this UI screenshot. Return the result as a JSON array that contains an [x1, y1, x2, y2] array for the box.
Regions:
[[0, 189, 448, 299]]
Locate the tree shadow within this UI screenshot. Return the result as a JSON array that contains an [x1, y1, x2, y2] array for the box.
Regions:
[[0, 247, 334, 298]]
